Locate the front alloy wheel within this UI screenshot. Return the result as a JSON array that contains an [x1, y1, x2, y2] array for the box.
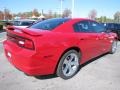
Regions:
[[57, 50, 80, 79], [110, 40, 117, 54]]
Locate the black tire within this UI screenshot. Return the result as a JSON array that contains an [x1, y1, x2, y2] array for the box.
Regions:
[[57, 50, 81, 80], [109, 40, 117, 54]]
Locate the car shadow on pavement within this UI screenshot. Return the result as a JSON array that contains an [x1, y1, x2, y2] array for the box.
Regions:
[[34, 74, 58, 80]]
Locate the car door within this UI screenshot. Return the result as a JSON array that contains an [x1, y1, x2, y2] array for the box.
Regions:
[[73, 20, 102, 63], [90, 21, 111, 53]]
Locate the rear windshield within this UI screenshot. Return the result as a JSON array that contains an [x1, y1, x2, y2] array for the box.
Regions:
[[29, 18, 70, 30]]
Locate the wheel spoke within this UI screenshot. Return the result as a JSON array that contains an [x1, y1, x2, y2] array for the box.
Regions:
[[68, 65, 76, 76], [70, 60, 78, 66], [69, 54, 75, 62], [68, 65, 73, 75], [112, 41, 117, 52], [62, 52, 79, 77], [63, 64, 69, 74], [64, 58, 69, 64]]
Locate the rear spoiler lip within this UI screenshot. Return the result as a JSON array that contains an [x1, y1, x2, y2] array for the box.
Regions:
[[6, 26, 44, 36], [22, 30, 42, 36]]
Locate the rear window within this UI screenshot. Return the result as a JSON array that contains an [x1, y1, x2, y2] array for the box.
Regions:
[[29, 18, 70, 30]]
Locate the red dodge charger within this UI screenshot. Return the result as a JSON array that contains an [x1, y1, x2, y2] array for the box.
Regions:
[[3, 18, 117, 79]]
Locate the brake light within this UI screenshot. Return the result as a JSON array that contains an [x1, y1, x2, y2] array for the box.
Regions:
[[7, 32, 35, 50], [17, 38, 34, 50]]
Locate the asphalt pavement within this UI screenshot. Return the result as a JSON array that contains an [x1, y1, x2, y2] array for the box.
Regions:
[[0, 32, 120, 90]]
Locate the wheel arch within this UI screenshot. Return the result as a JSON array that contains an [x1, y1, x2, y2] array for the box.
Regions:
[[54, 46, 82, 74]]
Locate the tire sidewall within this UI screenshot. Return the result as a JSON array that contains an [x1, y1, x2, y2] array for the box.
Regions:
[[57, 50, 80, 79], [110, 40, 117, 54]]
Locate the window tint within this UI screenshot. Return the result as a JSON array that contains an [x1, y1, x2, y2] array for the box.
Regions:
[[29, 18, 70, 30], [90, 21, 105, 33], [74, 21, 93, 32], [118, 24, 120, 30], [106, 23, 114, 30]]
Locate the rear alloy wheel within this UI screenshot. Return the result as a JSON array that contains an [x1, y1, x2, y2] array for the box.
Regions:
[[110, 40, 117, 54], [57, 50, 80, 79]]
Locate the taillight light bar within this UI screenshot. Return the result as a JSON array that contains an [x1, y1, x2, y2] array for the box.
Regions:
[[18, 38, 35, 50], [7, 33, 35, 50]]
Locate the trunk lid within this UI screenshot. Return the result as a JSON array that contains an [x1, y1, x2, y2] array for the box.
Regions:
[[6, 26, 51, 50]]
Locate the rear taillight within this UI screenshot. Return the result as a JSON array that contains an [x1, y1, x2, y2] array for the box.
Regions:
[[18, 39, 34, 50], [7, 33, 35, 50]]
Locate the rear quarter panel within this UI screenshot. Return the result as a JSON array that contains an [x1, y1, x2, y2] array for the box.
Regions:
[[34, 32, 81, 70]]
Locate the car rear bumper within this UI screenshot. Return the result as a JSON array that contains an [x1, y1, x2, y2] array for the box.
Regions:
[[3, 40, 57, 76]]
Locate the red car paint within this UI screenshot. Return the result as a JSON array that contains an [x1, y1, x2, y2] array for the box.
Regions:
[[3, 18, 117, 76]]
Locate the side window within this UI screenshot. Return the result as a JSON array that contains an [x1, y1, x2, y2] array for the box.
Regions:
[[74, 21, 92, 32], [90, 21, 105, 33]]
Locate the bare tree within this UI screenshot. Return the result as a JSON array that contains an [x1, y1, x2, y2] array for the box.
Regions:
[[62, 8, 71, 18], [0, 11, 4, 20], [88, 9, 97, 20], [32, 9, 39, 17], [20, 13, 27, 19], [46, 10, 53, 19], [114, 11, 120, 23], [4, 8, 12, 20]]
